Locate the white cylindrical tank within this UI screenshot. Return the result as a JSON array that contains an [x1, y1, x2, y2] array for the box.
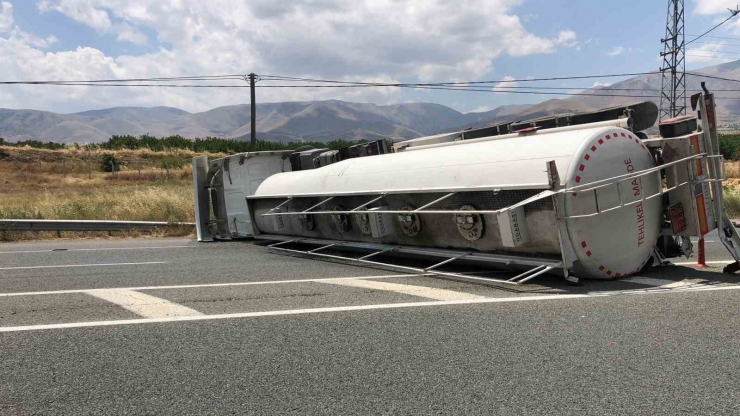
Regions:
[[251, 125, 661, 279]]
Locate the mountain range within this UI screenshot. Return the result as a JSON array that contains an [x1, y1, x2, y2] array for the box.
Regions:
[[2, 59, 740, 144]]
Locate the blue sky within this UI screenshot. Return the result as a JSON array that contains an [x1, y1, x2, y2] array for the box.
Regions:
[[0, 0, 737, 114]]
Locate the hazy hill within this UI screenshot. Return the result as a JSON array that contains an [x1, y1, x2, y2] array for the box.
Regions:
[[3, 59, 740, 144], [0, 101, 476, 144]]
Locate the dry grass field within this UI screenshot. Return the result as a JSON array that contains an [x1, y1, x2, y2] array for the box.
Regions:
[[3, 145, 740, 242], [0, 146, 224, 241]]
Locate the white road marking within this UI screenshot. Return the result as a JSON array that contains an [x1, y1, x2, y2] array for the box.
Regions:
[[621, 276, 706, 289], [0, 274, 422, 297], [86, 289, 203, 318], [0, 245, 195, 255], [0, 261, 168, 271], [3, 282, 740, 333], [672, 260, 735, 266], [322, 278, 486, 301]]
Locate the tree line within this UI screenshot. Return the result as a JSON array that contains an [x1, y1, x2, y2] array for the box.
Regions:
[[6, 133, 740, 160], [0, 135, 367, 153]]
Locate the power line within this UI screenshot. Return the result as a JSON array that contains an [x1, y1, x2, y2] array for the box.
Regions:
[[686, 71, 740, 83], [6, 71, 740, 100], [686, 34, 740, 40], [0, 75, 246, 85], [260, 71, 663, 87], [686, 7, 740, 46], [690, 40, 740, 47], [0, 78, 665, 98], [686, 52, 733, 56], [688, 48, 740, 55]]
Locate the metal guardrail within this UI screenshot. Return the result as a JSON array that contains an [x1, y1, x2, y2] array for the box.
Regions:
[[0, 219, 195, 232]]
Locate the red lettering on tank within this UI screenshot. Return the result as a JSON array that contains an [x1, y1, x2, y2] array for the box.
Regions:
[[631, 179, 640, 196], [636, 202, 645, 247], [624, 158, 634, 173]]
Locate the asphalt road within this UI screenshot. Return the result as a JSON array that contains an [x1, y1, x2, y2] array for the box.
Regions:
[[1, 237, 740, 414]]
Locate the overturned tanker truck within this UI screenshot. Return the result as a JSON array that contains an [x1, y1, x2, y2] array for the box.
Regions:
[[192, 87, 740, 285]]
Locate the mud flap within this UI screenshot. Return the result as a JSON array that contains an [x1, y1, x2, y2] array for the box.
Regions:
[[192, 156, 213, 242]]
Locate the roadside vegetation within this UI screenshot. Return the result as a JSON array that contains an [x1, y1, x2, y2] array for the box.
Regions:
[[720, 135, 740, 218], [3, 133, 740, 241], [0, 146, 205, 241], [0, 135, 365, 154], [0, 134, 368, 242]]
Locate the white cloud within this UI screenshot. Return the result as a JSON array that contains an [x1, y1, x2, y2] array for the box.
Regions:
[[556, 30, 578, 47], [686, 41, 734, 64], [3, 0, 579, 112], [115, 22, 146, 45], [0, 2, 57, 48], [606, 46, 625, 56], [493, 76, 518, 92], [469, 105, 491, 113], [38, 0, 112, 31], [693, 0, 740, 15], [593, 82, 612, 87], [0, 2, 13, 33], [38, 1, 147, 44]]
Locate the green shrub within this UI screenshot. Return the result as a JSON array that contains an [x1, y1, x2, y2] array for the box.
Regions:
[[724, 187, 740, 218], [160, 157, 189, 169], [101, 153, 121, 172], [719, 134, 740, 160], [85, 135, 370, 153]]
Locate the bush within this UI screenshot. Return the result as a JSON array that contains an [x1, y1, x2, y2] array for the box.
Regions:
[[724, 187, 740, 218], [160, 156, 189, 169], [0, 139, 65, 150], [86, 134, 370, 153], [719, 134, 740, 160], [101, 153, 121, 172]]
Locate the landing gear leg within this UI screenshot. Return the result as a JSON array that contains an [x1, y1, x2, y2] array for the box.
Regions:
[[723, 261, 740, 274]]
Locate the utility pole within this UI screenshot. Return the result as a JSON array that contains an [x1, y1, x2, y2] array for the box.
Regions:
[[659, 0, 686, 121], [249, 73, 257, 151]]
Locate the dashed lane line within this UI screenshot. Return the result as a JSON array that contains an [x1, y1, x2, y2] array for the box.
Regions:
[[0, 274, 422, 297], [3, 281, 740, 333], [672, 260, 735, 266], [0, 245, 195, 255], [321, 278, 486, 301], [620, 276, 707, 289], [0, 261, 168, 271], [86, 289, 203, 319]]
